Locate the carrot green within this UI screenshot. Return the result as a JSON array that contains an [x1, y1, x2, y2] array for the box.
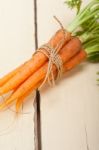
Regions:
[[65, 0, 82, 14], [65, 0, 99, 62]]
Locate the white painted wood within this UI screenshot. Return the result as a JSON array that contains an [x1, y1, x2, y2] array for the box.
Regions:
[[37, 0, 99, 150], [0, 0, 35, 150], [0, 0, 99, 150]]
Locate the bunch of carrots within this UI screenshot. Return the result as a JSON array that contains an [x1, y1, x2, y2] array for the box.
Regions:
[[0, 0, 98, 112], [0, 29, 86, 112]]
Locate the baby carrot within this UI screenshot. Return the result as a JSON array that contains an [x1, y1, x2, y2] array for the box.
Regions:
[[16, 82, 41, 113], [0, 61, 29, 87], [0, 37, 81, 109], [1, 50, 86, 111], [0, 30, 71, 94], [63, 50, 86, 72]]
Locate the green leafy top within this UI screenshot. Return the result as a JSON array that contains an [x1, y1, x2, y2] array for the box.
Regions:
[[65, 0, 99, 62], [65, 0, 82, 14]]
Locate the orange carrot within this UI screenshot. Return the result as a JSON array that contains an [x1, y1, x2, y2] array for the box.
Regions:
[[0, 30, 71, 94], [16, 82, 41, 113], [0, 37, 82, 109], [16, 90, 32, 113], [0, 61, 29, 87], [63, 50, 86, 72], [16, 50, 86, 112]]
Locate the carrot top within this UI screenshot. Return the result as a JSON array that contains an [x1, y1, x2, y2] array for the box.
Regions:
[[65, 0, 99, 62], [65, 0, 82, 14]]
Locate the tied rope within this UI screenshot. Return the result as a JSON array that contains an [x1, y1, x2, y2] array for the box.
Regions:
[[35, 16, 68, 88]]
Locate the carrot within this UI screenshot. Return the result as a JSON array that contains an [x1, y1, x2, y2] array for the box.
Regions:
[[63, 50, 86, 72], [15, 50, 86, 112], [0, 61, 29, 87], [16, 82, 41, 113], [0, 30, 71, 94], [0, 37, 82, 109], [16, 90, 31, 113]]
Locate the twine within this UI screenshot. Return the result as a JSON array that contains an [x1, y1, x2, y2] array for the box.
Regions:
[[33, 15, 67, 150], [37, 44, 63, 88], [35, 16, 67, 88]]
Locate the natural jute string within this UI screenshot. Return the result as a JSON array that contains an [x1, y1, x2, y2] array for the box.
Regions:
[[35, 16, 67, 88], [33, 16, 67, 150]]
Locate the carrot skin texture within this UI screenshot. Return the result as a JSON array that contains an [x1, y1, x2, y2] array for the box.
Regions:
[[16, 82, 41, 112], [0, 30, 71, 94], [16, 50, 86, 112], [0, 49, 86, 110], [0, 63, 25, 87], [0, 37, 82, 107], [63, 50, 86, 72]]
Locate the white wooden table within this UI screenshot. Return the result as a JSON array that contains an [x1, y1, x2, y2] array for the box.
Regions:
[[0, 0, 99, 150]]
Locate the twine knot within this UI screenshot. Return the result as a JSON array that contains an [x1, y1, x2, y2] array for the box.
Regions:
[[35, 16, 67, 88], [37, 44, 63, 87]]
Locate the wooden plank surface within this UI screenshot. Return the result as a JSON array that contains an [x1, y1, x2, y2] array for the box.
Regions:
[[0, 0, 35, 150], [0, 0, 99, 150], [37, 0, 99, 150]]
